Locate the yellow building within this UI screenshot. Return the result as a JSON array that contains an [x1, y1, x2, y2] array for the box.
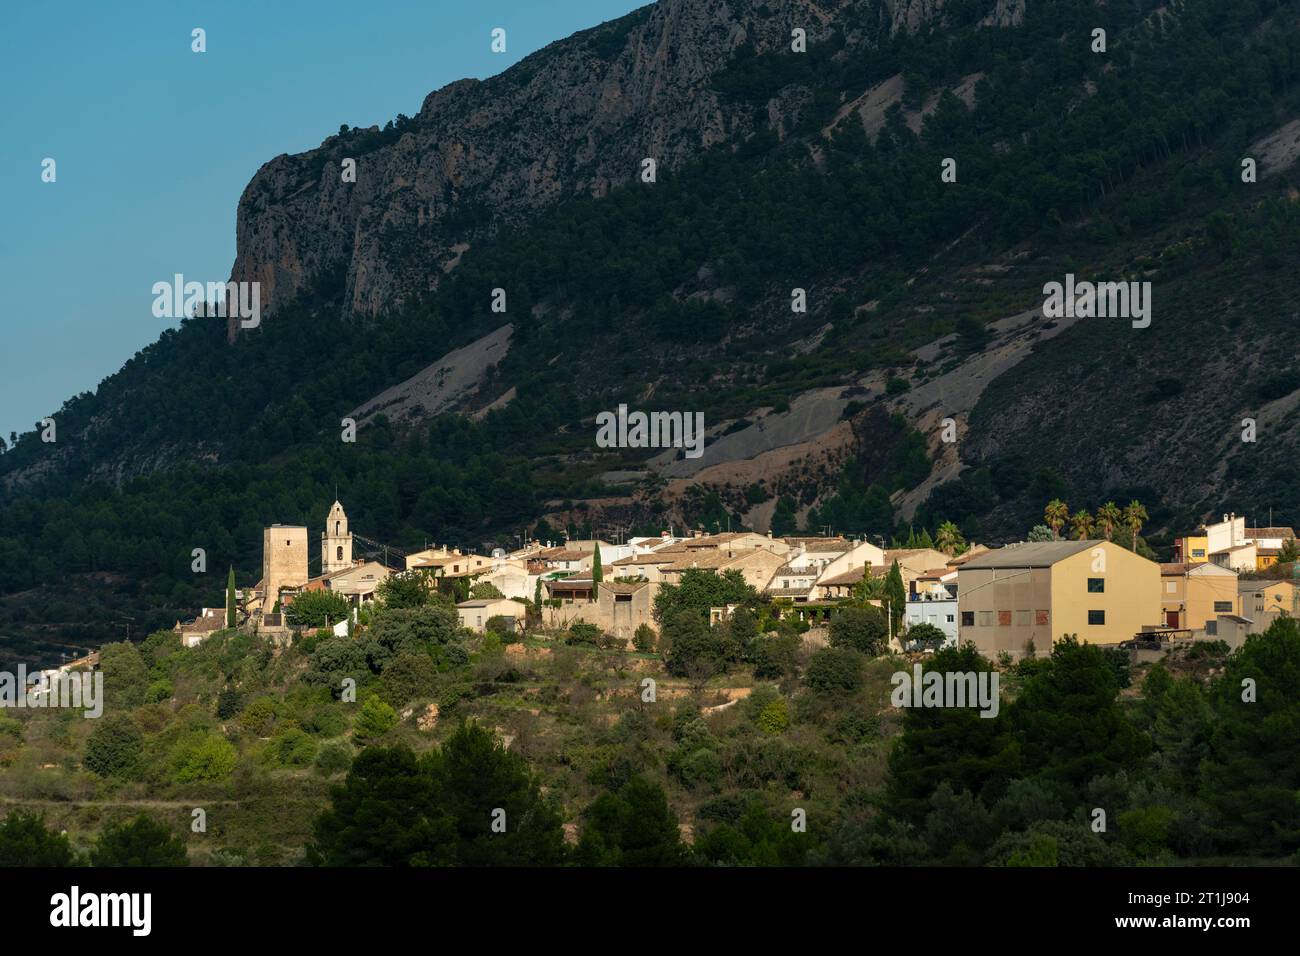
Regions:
[[1239, 579, 1300, 633], [1160, 562, 1238, 630], [1174, 534, 1208, 564], [1244, 526, 1295, 570], [957, 540, 1160, 659]]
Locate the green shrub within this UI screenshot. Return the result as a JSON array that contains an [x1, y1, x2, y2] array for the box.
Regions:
[[756, 697, 790, 734], [314, 741, 354, 777], [84, 714, 144, 778], [353, 697, 398, 743], [215, 688, 243, 720], [170, 733, 237, 783], [266, 728, 318, 768], [804, 647, 865, 695], [633, 624, 656, 652], [567, 622, 603, 646]]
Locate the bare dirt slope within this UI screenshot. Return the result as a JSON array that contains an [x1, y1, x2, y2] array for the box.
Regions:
[[351, 323, 513, 425]]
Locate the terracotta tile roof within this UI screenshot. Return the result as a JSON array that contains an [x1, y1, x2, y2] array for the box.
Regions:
[[543, 549, 590, 561], [818, 566, 883, 587], [663, 551, 734, 571], [1247, 527, 1295, 538], [783, 536, 851, 551], [611, 552, 682, 566]]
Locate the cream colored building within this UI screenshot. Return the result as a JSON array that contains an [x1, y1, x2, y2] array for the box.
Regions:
[[607, 551, 682, 583], [659, 546, 785, 593], [680, 531, 790, 557], [811, 539, 888, 594], [957, 540, 1160, 659], [478, 560, 531, 600], [885, 548, 953, 576], [324, 560, 391, 606], [1160, 562, 1238, 630], [1239, 579, 1300, 633], [405, 547, 496, 577], [457, 597, 525, 632], [1211, 542, 1257, 573]]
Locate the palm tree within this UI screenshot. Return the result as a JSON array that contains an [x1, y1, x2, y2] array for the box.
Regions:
[[1069, 509, 1094, 540], [935, 520, 965, 555], [1044, 499, 1069, 539], [1122, 500, 1148, 550], [1096, 502, 1122, 541]]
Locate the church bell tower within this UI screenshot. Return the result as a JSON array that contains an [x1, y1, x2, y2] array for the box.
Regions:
[[322, 500, 353, 574]]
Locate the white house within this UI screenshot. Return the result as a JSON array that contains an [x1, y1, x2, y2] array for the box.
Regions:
[[904, 570, 958, 647]]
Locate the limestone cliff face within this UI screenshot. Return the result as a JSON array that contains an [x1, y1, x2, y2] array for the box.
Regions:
[[229, 0, 958, 324]]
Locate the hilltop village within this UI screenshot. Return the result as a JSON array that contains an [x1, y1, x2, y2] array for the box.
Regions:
[[175, 501, 1299, 661]]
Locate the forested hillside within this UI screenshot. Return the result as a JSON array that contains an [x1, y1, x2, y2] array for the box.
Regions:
[[4, 0, 1300, 663]]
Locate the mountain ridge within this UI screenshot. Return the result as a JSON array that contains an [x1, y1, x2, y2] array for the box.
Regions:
[[5, 0, 1300, 664]]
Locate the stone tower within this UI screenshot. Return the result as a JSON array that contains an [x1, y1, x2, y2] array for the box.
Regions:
[[322, 500, 353, 575], [262, 525, 308, 611]]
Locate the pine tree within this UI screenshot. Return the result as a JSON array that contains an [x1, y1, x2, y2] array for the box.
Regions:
[[226, 566, 237, 629]]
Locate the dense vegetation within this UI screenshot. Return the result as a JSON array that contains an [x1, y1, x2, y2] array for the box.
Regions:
[[2, 572, 1297, 867]]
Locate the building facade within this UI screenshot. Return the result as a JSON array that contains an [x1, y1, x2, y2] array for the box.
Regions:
[[957, 540, 1160, 659]]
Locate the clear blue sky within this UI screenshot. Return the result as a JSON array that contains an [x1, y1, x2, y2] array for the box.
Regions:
[[0, 0, 646, 444]]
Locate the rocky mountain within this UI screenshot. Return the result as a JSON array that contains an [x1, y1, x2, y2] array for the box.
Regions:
[[230, 0, 970, 322]]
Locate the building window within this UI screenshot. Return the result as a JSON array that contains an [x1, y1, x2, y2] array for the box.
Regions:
[[997, 610, 1012, 627], [1035, 610, 1049, 626], [1213, 601, 1233, 612], [961, 611, 974, 626], [336, 546, 343, 561], [1087, 610, 1105, 625], [1205, 620, 1218, 636], [1087, 578, 1105, 593], [946, 615, 954, 623], [1192, 549, 1205, 558], [1166, 582, 1177, 593], [1014, 610, 1031, 627], [978, 611, 994, 627]]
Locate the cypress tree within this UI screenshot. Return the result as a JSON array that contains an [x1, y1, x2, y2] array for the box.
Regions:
[[226, 566, 237, 629], [592, 545, 603, 584], [885, 560, 906, 638]]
